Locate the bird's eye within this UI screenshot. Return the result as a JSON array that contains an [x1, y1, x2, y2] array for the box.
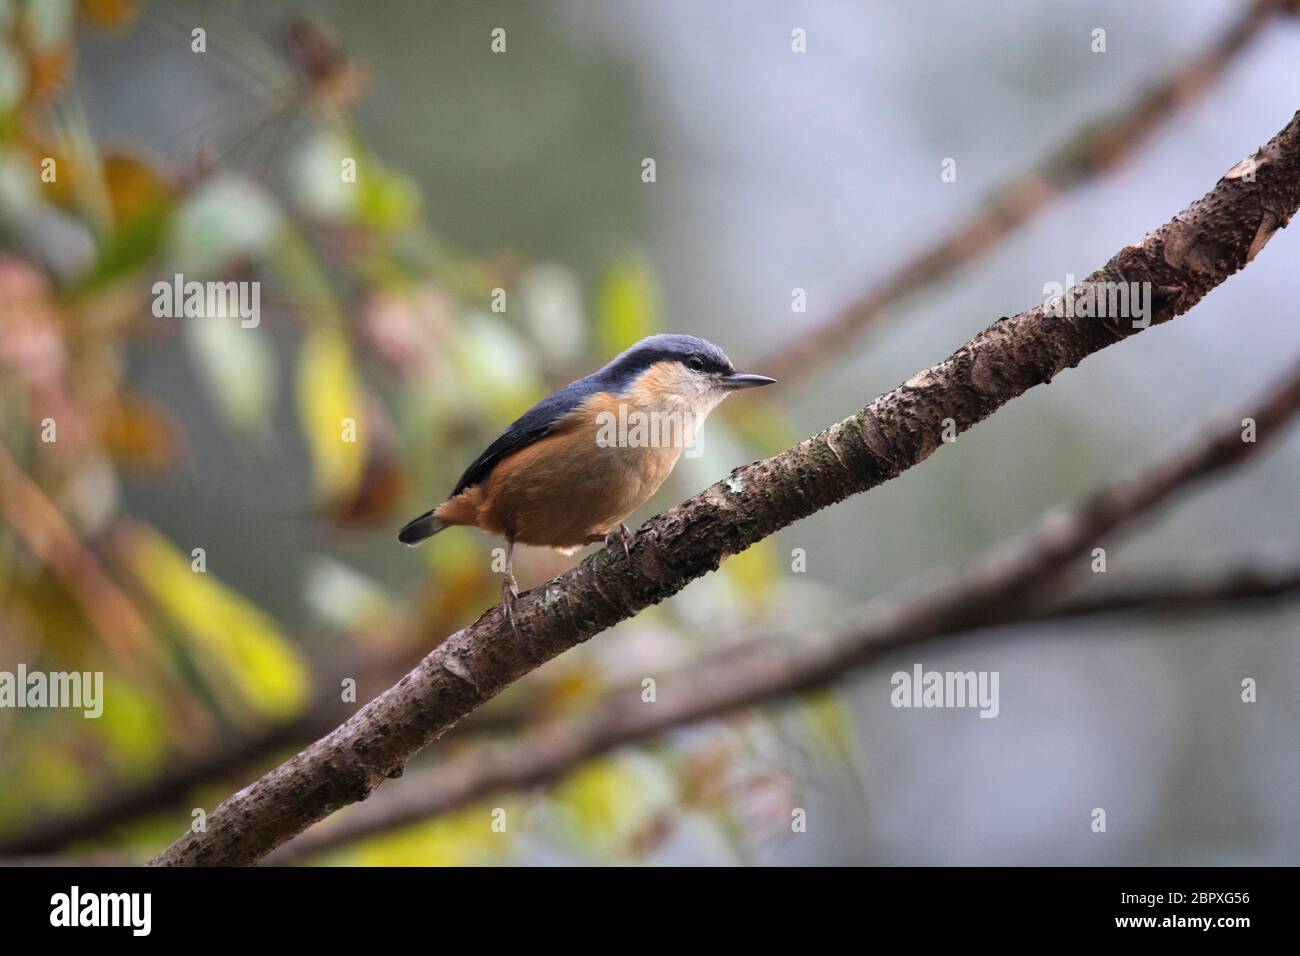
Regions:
[[687, 355, 705, 371]]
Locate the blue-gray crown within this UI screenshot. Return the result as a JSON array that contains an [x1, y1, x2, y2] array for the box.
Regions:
[[598, 334, 735, 386]]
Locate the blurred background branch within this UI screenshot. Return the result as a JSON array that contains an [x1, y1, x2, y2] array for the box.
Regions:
[[750, 0, 1296, 386]]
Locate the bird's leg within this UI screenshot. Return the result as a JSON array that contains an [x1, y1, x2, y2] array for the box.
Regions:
[[501, 535, 520, 632]]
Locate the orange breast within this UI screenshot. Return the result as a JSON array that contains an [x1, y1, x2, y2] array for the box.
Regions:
[[436, 391, 682, 551]]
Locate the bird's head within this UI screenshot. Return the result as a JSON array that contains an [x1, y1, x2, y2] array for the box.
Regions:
[[601, 333, 775, 415]]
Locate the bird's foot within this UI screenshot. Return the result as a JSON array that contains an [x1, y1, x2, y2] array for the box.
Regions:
[[585, 525, 634, 559], [501, 574, 521, 634], [605, 523, 633, 559]]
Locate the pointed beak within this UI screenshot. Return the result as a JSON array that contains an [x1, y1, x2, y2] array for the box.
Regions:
[[721, 372, 777, 390]]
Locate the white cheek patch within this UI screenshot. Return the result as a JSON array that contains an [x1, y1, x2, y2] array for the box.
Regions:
[[697, 387, 730, 416], [679, 387, 729, 445]]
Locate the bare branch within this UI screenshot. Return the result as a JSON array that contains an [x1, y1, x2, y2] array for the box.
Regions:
[[151, 108, 1300, 866], [1001, 558, 1300, 624], [0, 445, 152, 667]]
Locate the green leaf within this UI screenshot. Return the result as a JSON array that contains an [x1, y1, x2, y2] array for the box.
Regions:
[[186, 313, 277, 442], [595, 257, 657, 356], [357, 163, 420, 232], [74, 203, 171, 295], [297, 325, 365, 500]]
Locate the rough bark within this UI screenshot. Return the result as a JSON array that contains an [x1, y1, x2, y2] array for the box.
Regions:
[[151, 109, 1300, 866]]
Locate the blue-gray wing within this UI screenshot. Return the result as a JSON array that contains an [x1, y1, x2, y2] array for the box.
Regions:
[[449, 381, 599, 496]]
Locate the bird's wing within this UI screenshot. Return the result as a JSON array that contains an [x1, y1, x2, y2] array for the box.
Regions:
[[449, 381, 599, 496]]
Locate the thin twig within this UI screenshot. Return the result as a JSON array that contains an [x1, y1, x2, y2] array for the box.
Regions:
[[0, 444, 152, 667], [1002, 559, 1300, 624]]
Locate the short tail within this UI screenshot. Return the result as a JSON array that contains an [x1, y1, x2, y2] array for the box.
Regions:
[[398, 509, 446, 546]]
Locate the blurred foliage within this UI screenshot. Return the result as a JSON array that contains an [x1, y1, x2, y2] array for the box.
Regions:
[[117, 522, 309, 724], [0, 0, 847, 864], [323, 803, 513, 868], [595, 256, 657, 356]]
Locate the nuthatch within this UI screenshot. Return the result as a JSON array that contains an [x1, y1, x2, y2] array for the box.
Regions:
[[399, 333, 775, 618]]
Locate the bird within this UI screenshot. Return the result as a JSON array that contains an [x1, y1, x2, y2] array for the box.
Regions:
[[399, 333, 775, 621]]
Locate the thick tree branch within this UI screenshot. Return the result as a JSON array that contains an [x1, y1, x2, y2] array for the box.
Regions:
[[264, 378, 1300, 865], [151, 109, 1300, 866], [754, 0, 1292, 385]]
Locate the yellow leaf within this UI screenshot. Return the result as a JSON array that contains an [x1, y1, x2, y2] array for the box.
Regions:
[[551, 756, 668, 851], [94, 678, 168, 771], [337, 805, 506, 867], [297, 326, 366, 500], [80, 0, 142, 31], [120, 525, 309, 721], [536, 663, 604, 719], [800, 689, 858, 776], [724, 537, 780, 595], [100, 390, 183, 472], [102, 151, 171, 224]]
